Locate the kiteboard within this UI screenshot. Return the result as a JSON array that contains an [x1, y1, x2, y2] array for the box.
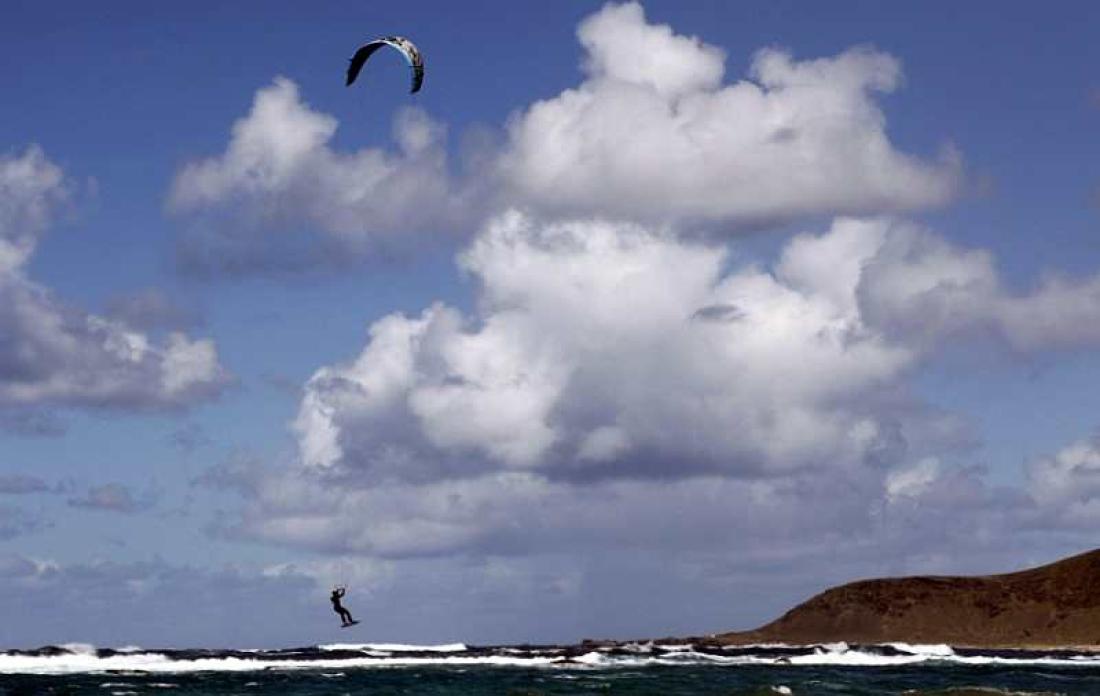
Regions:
[[341, 620, 361, 628]]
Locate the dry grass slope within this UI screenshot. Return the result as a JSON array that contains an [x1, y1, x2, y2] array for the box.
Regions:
[[716, 549, 1100, 648]]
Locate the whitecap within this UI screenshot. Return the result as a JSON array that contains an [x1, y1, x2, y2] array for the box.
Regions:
[[886, 642, 955, 656], [318, 642, 467, 653], [5, 641, 1100, 675], [60, 643, 97, 655]]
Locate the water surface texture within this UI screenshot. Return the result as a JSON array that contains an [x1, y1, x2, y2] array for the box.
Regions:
[[3, 641, 1100, 694]]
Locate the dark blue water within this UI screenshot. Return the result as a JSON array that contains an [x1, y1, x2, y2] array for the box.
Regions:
[[4, 642, 1100, 694], [3, 664, 1100, 695]]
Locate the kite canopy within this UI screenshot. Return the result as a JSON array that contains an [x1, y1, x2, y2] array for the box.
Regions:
[[346, 36, 424, 93]]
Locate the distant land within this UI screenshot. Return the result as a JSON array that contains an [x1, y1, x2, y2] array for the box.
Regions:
[[710, 549, 1100, 648]]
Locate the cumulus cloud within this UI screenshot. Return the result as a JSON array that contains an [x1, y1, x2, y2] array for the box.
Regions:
[[170, 77, 470, 273], [497, 2, 961, 224], [853, 222, 1100, 352], [153, 3, 1100, 637], [294, 212, 917, 484], [294, 214, 1100, 486], [169, 4, 964, 274], [214, 209, 1100, 564], [199, 192, 1100, 626], [994, 275, 1100, 352], [0, 147, 230, 412], [1026, 438, 1100, 527]]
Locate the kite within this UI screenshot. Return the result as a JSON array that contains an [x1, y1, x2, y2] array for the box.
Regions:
[[346, 36, 424, 94]]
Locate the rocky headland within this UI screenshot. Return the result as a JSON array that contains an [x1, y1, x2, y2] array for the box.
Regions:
[[711, 549, 1100, 648]]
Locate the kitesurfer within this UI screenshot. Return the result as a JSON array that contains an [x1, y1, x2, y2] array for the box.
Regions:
[[330, 586, 356, 627], [346, 35, 424, 93]]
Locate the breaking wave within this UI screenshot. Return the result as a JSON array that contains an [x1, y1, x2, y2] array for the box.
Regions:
[[317, 642, 467, 652], [3, 641, 1100, 675]]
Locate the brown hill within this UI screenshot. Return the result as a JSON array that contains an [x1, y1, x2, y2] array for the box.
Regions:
[[716, 549, 1100, 648]]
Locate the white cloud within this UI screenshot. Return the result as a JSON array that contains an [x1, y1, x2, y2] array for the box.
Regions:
[[995, 274, 1100, 352], [856, 221, 1100, 352], [149, 4, 1100, 641], [247, 213, 923, 559], [169, 4, 965, 274], [0, 145, 64, 272], [293, 212, 916, 485], [578, 2, 725, 100], [170, 77, 466, 273], [497, 2, 960, 224], [1027, 438, 1100, 525], [239, 209, 1100, 563], [885, 457, 940, 501], [235, 470, 864, 557], [0, 148, 230, 412]]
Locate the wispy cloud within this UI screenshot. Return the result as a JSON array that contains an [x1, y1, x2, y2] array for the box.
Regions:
[[105, 288, 203, 332], [0, 554, 317, 647], [0, 474, 51, 495], [0, 506, 48, 540], [67, 483, 155, 514], [0, 407, 65, 437], [168, 422, 211, 454]]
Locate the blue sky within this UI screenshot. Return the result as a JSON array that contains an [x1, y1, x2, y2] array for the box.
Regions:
[[2, 0, 1100, 648]]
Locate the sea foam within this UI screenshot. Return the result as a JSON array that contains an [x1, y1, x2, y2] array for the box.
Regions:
[[3, 641, 1100, 675], [318, 642, 467, 652]]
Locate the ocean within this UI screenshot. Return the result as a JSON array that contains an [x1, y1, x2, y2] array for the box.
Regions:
[[3, 641, 1100, 695]]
